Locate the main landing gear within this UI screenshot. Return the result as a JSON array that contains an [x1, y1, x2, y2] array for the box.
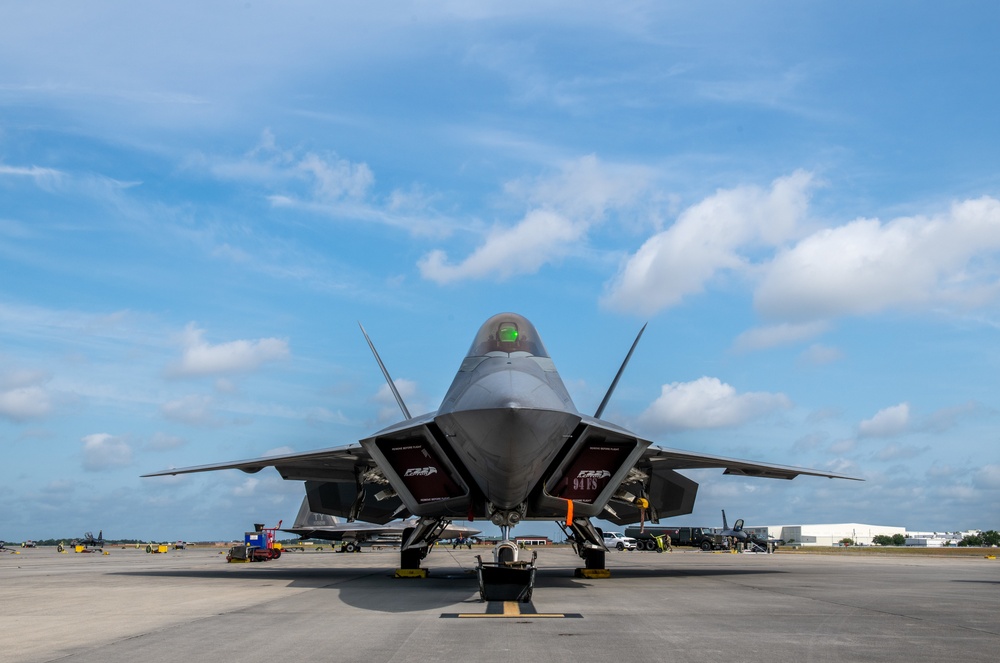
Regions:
[[562, 517, 611, 579], [394, 520, 446, 578]]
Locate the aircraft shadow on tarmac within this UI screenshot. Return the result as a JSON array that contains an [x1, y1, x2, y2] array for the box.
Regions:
[[111, 565, 784, 613]]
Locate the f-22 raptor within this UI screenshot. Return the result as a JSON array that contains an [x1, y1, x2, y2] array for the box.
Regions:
[[145, 313, 858, 599]]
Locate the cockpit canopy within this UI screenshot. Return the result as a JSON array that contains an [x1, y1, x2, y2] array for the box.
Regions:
[[467, 313, 549, 358]]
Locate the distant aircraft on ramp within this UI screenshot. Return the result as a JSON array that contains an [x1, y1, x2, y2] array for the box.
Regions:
[[281, 496, 480, 552]]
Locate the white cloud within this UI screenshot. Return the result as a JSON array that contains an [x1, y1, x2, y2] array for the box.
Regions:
[[160, 394, 224, 427], [419, 209, 584, 283], [81, 433, 133, 471], [231, 477, 260, 497], [603, 171, 814, 315], [755, 196, 1000, 321], [858, 403, 910, 438], [733, 321, 829, 352], [374, 378, 425, 422], [0, 368, 53, 422], [0, 163, 63, 188], [638, 376, 791, 432], [168, 323, 289, 377], [419, 155, 652, 284], [798, 343, 844, 366]]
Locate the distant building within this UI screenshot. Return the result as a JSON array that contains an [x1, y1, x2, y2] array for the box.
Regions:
[[904, 531, 977, 547], [513, 535, 551, 546], [765, 523, 906, 546]]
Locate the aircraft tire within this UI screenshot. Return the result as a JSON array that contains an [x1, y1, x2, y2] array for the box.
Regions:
[[583, 548, 605, 569]]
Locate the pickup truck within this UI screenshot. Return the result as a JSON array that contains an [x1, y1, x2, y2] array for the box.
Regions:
[[602, 531, 638, 551]]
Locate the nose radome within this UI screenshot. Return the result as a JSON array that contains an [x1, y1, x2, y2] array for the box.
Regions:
[[453, 369, 566, 412]]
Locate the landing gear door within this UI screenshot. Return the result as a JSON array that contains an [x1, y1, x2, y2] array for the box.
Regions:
[[539, 423, 648, 518]]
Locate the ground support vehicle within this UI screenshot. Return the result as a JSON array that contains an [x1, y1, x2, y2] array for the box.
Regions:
[[227, 521, 283, 563], [625, 525, 728, 551]]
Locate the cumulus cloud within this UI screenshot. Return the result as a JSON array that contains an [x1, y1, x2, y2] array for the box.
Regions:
[[168, 323, 289, 377], [858, 403, 910, 438], [419, 155, 651, 283], [0, 368, 53, 422], [755, 196, 1000, 321], [638, 376, 791, 432], [603, 171, 814, 315], [81, 433, 133, 471]]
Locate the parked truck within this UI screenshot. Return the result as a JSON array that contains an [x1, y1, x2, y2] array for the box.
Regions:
[[624, 525, 728, 551]]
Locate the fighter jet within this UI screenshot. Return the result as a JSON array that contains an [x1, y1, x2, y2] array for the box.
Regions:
[[281, 496, 480, 552], [71, 530, 104, 549], [145, 313, 858, 597], [720, 510, 748, 543]]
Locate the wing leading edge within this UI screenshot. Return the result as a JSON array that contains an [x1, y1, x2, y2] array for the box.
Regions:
[[641, 445, 862, 481]]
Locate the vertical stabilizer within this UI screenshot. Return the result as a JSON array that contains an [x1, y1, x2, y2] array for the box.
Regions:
[[594, 324, 647, 419], [359, 322, 412, 420]]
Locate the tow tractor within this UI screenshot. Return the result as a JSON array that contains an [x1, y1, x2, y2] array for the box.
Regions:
[[227, 521, 283, 563]]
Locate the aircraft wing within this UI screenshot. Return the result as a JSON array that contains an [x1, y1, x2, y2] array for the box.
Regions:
[[282, 521, 480, 541], [141, 444, 373, 482], [641, 445, 862, 481], [281, 521, 403, 541]]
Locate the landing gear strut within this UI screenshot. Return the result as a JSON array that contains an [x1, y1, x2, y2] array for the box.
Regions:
[[560, 517, 611, 578]]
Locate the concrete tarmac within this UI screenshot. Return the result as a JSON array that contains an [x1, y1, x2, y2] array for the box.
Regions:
[[2, 545, 997, 662]]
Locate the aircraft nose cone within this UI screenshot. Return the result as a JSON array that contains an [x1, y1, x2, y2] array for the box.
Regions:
[[452, 368, 567, 412]]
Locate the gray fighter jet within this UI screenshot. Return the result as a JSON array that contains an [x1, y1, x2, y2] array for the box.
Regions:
[[145, 313, 858, 598], [281, 496, 480, 552]]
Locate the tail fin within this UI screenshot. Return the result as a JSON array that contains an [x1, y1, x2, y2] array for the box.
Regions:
[[721, 510, 729, 530], [594, 323, 647, 418], [359, 322, 412, 420], [293, 496, 341, 529]]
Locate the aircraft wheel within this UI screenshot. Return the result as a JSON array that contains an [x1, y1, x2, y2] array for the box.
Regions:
[[583, 548, 605, 570], [345, 542, 356, 553]]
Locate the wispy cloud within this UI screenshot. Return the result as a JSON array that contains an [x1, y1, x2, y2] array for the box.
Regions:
[[420, 155, 653, 283]]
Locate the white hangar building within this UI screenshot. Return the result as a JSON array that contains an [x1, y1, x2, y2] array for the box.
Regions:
[[763, 523, 907, 546]]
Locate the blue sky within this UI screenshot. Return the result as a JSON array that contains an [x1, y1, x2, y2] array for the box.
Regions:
[[2, 2, 998, 542]]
